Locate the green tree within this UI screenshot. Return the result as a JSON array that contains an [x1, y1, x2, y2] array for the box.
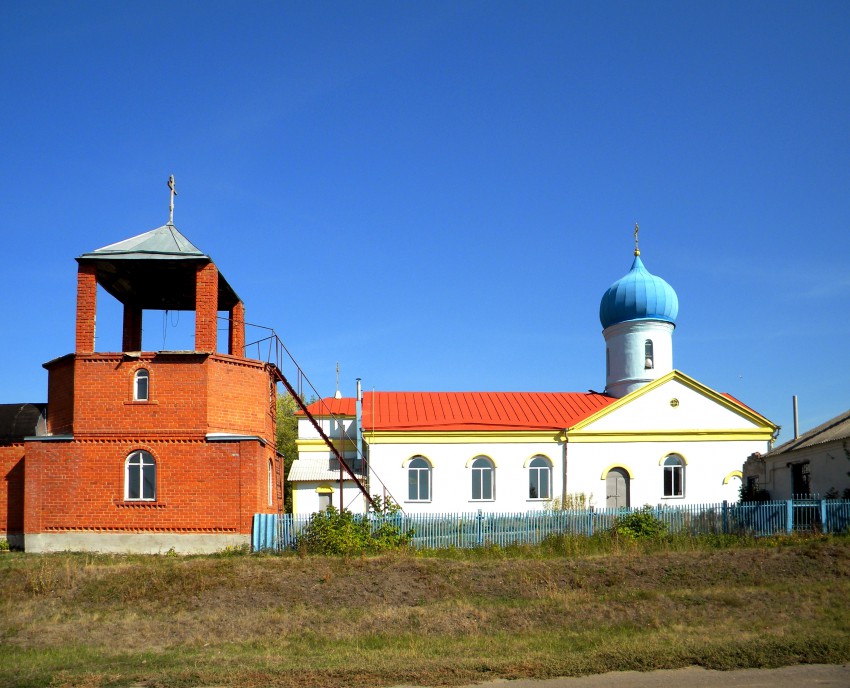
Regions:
[[275, 393, 299, 513]]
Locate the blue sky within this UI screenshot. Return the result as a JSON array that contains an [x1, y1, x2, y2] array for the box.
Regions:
[[1, 1, 848, 444]]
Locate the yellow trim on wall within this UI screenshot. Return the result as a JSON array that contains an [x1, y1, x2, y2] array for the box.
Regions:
[[568, 429, 774, 443], [316, 485, 334, 494], [658, 452, 688, 466], [296, 438, 357, 452], [402, 454, 433, 468], [523, 453, 553, 468], [363, 430, 562, 444], [723, 470, 743, 485], [465, 454, 498, 468], [601, 464, 634, 480]]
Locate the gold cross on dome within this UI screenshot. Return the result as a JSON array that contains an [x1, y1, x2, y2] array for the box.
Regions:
[[168, 175, 178, 224]]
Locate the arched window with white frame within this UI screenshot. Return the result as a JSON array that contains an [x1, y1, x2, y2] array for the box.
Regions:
[[663, 454, 684, 498], [125, 450, 156, 501], [408, 456, 431, 501], [528, 456, 552, 499], [134, 369, 150, 401], [471, 456, 495, 501]]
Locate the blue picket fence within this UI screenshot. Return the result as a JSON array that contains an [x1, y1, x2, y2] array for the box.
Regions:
[[252, 499, 850, 552]]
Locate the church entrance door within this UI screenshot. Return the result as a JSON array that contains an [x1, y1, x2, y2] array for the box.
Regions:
[[606, 468, 630, 509]]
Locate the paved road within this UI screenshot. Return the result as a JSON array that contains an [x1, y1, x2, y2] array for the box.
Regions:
[[471, 664, 850, 688], [396, 664, 850, 688]]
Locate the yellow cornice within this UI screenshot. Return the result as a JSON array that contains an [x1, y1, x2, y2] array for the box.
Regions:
[[363, 430, 562, 445], [569, 429, 775, 443], [296, 438, 356, 452], [570, 370, 777, 433]]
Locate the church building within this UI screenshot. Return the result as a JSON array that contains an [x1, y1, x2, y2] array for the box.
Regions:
[[290, 238, 777, 514]]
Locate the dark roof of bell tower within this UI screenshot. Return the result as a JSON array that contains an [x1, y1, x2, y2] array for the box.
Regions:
[[76, 223, 240, 311]]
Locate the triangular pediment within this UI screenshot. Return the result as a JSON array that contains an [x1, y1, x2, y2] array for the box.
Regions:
[[569, 371, 776, 441]]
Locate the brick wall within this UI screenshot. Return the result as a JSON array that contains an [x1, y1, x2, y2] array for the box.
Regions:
[[25, 349, 280, 540], [1, 444, 25, 537], [207, 355, 276, 438], [24, 438, 276, 535], [45, 352, 275, 438], [46, 355, 74, 434], [195, 263, 218, 352], [75, 264, 97, 353]]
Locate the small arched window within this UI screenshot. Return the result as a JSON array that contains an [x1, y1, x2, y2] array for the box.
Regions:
[[528, 456, 552, 499], [125, 450, 156, 501], [134, 369, 150, 401], [471, 456, 495, 501], [408, 456, 431, 501], [606, 348, 610, 376], [644, 340, 654, 370], [663, 454, 684, 498]]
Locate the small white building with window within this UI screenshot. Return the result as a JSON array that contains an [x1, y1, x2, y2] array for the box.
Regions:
[[289, 246, 776, 514]]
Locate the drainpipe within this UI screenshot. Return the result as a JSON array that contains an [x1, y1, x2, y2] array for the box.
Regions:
[[562, 430, 569, 510], [356, 378, 364, 500], [793, 395, 799, 440]]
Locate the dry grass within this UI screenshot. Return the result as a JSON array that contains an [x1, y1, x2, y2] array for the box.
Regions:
[[1, 536, 849, 687]]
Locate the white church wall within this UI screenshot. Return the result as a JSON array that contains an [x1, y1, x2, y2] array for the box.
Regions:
[[297, 416, 356, 441], [367, 439, 564, 514], [568, 439, 764, 507]]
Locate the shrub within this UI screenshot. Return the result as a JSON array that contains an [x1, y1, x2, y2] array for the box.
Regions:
[[295, 496, 413, 555], [0, 539, 9, 552], [612, 506, 667, 540]]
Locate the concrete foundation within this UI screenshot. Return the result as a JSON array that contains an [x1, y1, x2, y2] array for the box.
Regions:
[[24, 532, 250, 554]]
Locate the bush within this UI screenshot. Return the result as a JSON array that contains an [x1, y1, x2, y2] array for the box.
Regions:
[[0, 539, 9, 552], [295, 497, 413, 555], [612, 506, 667, 540]]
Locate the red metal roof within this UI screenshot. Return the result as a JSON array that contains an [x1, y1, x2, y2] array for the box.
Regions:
[[296, 386, 767, 432], [298, 397, 356, 417], [361, 391, 615, 431], [299, 392, 614, 429]]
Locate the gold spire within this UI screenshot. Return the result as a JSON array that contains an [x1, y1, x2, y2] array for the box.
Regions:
[[168, 175, 178, 224], [633, 222, 640, 256]]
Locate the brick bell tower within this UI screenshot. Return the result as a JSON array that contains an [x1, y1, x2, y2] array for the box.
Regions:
[[24, 195, 279, 553]]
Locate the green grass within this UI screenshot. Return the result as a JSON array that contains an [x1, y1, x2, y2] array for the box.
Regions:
[[1, 534, 849, 687]]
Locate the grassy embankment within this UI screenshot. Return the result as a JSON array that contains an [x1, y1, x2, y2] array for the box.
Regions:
[[1, 534, 849, 688]]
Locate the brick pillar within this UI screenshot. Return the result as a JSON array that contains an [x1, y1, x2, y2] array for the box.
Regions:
[[195, 262, 218, 353], [75, 264, 98, 353], [22, 439, 43, 538], [229, 301, 245, 357], [122, 304, 143, 351]]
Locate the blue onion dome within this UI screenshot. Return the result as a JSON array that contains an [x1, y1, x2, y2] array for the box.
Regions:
[[599, 252, 679, 329]]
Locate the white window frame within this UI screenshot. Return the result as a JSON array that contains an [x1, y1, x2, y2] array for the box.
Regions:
[[134, 369, 150, 401], [407, 456, 432, 502], [267, 459, 274, 507], [471, 456, 495, 501], [663, 455, 684, 498], [125, 450, 156, 501], [528, 456, 552, 500]]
